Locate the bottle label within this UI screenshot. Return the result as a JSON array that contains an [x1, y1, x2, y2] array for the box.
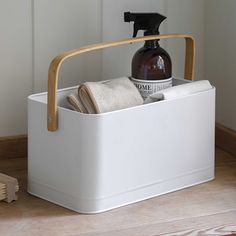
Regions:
[[131, 77, 172, 99]]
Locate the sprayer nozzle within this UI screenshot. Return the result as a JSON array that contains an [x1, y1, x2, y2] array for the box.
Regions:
[[124, 12, 166, 38], [124, 12, 132, 22], [124, 12, 136, 23]]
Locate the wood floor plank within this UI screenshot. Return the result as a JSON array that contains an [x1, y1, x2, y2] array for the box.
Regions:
[[77, 211, 236, 236], [0, 148, 235, 236]]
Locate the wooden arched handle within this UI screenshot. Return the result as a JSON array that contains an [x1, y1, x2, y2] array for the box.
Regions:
[[48, 34, 195, 131]]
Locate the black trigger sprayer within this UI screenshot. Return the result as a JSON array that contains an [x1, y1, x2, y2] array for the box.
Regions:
[[124, 12, 172, 99], [124, 12, 166, 38]]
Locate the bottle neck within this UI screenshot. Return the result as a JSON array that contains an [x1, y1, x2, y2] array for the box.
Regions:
[[144, 39, 160, 49]]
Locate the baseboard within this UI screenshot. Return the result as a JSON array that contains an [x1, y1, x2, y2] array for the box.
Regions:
[[0, 135, 27, 159], [215, 123, 236, 156]]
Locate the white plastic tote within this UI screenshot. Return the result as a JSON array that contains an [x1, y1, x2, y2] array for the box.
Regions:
[[28, 35, 215, 213]]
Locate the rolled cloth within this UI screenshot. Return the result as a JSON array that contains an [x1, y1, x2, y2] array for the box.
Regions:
[[67, 77, 143, 114], [66, 93, 87, 113], [144, 80, 213, 104]]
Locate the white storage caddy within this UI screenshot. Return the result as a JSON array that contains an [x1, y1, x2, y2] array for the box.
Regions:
[[28, 34, 215, 213]]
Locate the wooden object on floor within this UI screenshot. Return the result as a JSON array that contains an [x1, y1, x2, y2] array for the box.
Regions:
[[216, 123, 236, 157], [0, 135, 27, 159], [0, 182, 6, 201], [0, 173, 19, 202], [0, 148, 236, 236]]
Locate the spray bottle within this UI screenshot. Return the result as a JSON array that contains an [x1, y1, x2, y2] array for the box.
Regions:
[[124, 12, 172, 99]]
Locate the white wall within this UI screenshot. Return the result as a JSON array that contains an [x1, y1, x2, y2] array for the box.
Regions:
[[33, 0, 102, 92], [0, 0, 32, 136], [101, 0, 167, 80], [165, 0, 206, 81], [0, 0, 103, 137], [2, 0, 231, 137], [206, 0, 236, 131], [101, 0, 206, 81]]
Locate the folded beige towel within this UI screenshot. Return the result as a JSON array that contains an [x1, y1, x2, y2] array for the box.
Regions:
[[67, 77, 143, 114]]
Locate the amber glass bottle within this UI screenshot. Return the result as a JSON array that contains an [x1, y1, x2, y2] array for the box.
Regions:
[[124, 12, 172, 99], [131, 39, 172, 98]]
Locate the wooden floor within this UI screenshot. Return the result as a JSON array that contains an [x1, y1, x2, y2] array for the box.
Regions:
[[0, 148, 236, 236]]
